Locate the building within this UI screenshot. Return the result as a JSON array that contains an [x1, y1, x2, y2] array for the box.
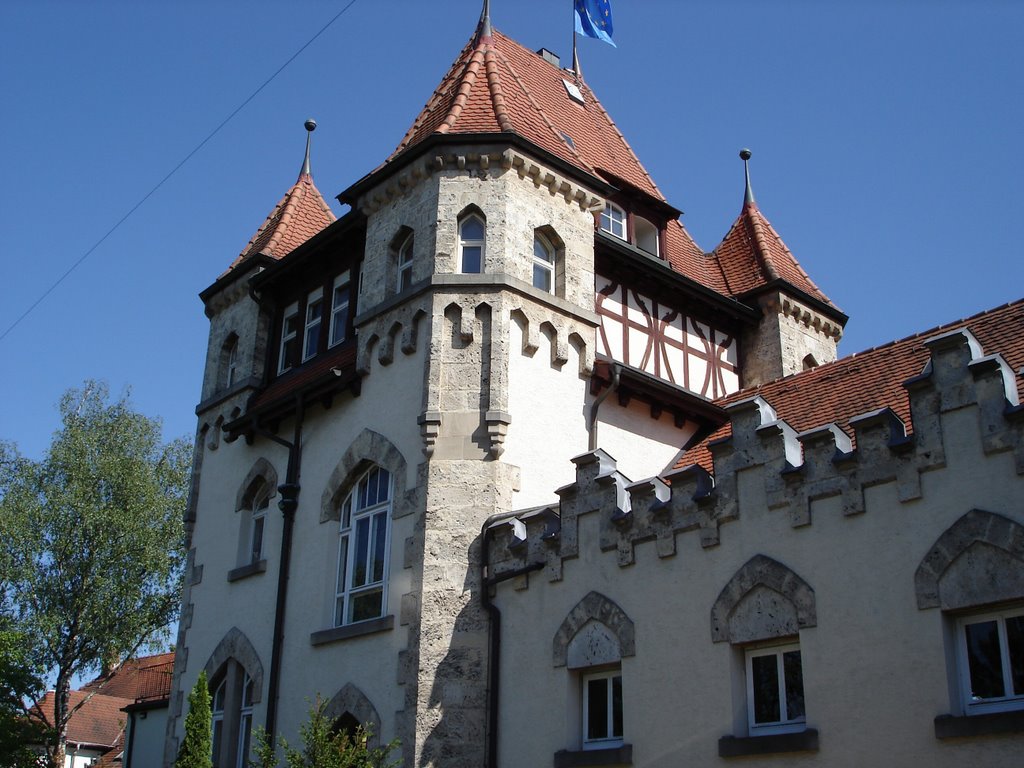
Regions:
[[32, 652, 174, 768], [164, 5, 1024, 767]]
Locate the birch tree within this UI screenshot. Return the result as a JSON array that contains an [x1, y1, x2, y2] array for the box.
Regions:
[[0, 381, 190, 768]]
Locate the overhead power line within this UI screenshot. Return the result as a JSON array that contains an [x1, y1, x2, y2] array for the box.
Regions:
[[0, 0, 360, 345]]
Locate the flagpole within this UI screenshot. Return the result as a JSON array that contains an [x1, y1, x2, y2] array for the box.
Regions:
[[572, 2, 583, 80]]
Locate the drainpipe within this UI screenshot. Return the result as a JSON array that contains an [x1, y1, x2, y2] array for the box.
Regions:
[[588, 362, 621, 451], [253, 395, 304, 742], [480, 512, 546, 768]]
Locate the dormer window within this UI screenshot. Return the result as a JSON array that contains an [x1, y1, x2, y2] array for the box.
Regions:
[[278, 302, 299, 374], [302, 289, 323, 362], [397, 234, 414, 292], [533, 232, 555, 293], [633, 215, 659, 257], [600, 203, 626, 240], [459, 214, 485, 273], [329, 271, 352, 347]]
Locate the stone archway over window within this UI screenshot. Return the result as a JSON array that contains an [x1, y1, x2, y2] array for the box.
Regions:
[[914, 509, 1024, 610], [553, 591, 635, 668], [323, 683, 382, 747], [320, 429, 410, 522], [203, 627, 264, 701], [235, 458, 279, 512], [710, 555, 816, 644]]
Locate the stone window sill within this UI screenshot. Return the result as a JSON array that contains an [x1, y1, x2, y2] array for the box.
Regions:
[[935, 710, 1024, 739], [554, 744, 632, 767], [718, 729, 819, 757], [227, 560, 267, 582], [310, 615, 394, 646]]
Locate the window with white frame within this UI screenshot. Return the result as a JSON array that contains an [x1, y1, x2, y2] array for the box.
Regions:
[[397, 234, 414, 293], [334, 466, 392, 626], [237, 675, 255, 768], [248, 483, 270, 564], [329, 271, 351, 348], [600, 202, 626, 240], [633, 215, 659, 256], [278, 302, 299, 374], [459, 214, 485, 273], [745, 642, 806, 736], [582, 668, 623, 750], [533, 232, 555, 293], [211, 677, 226, 766], [210, 672, 254, 768], [956, 607, 1024, 715], [302, 289, 323, 362]]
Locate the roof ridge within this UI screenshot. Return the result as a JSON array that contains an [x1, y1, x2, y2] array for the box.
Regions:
[[440, 45, 487, 134], [749, 202, 836, 307], [483, 47, 515, 132], [743, 203, 780, 282], [263, 180, 306, 256]]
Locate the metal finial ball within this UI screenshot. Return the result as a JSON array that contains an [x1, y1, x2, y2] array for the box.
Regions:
[[739, 148, 752, 161], [305, 119, 317, 132]]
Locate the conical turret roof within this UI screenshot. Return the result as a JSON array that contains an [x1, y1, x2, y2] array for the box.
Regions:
[[390, 26, 664, 202]]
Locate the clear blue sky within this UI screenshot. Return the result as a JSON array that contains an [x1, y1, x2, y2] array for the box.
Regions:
[[2, 0, 1022, 459]]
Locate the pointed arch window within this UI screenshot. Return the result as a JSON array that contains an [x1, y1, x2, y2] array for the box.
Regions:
[[335, 466, 392, 626], [248, 483, 271, 565], [222, 335, 239, 389], [533, 232, 555, 293], [210, 669, 255, 768], [459, 214, 485, 274]]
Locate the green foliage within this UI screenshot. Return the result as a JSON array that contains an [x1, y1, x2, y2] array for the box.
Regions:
[[175, 671, 213, 768], [249, 697, 400, 768], [0, 621, 50, 768], [0, 381, 191, 766]]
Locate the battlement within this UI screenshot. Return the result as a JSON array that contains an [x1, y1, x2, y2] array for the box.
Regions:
[[486, 327, 1024, 582]]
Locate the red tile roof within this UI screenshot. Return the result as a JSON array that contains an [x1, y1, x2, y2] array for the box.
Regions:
[[32, 690, 132, 749], [713, 201, 838, 310], [677, 299, 1024, 473], [391, 28, 664, 202], [81, 651, 175, 701], [225, 172, 335, 275]]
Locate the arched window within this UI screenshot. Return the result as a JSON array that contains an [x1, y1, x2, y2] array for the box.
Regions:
[[458, 214, 485, 274], [633, 215, 659, 256], [335, 466, 392, 626], [600, 203, 626, 240], [248, 482, 271, 564], [210, 670, 254, 768], [221, 334, 239, 389], [533, 232, 555, 293], [396, 233, 414, 292]]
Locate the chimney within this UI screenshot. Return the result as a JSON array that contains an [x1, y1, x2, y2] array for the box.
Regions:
[[536, 48, 561, 68]]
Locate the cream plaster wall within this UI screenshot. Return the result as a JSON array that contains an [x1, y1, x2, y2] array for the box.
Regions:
[[493, 398, 1024, 767], [126, 708, 168, 768], [595, 397, 698, 483], [171, 340, 429, 757]]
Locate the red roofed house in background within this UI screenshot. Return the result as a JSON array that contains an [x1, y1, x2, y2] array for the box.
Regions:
[[32, 653, 173, 768], [165, 4, 1023, 767]]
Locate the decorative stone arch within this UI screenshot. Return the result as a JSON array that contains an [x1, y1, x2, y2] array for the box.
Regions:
[[914, 509, 1024, 610], [234, 458, 278, 512], [203, 627, 264, 703], [553, 591, 635, 668], [456, 202, 487, 223], [323, 683, 382, 746], [320, 429, 411, 523], [710, 555, 816, 644]]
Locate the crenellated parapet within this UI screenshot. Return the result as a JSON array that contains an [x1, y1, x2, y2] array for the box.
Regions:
[[356, 297, 431, 375], [486, 326, 1024, 584]]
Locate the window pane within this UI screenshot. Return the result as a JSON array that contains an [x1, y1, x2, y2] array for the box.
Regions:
[[462, 245, 482, 274], [341, 497, 352, 528], [350, 588, 382, 622], [237, 713, 252, 768], [611, 675, 623, 738], [212, 681, 226, 712], [372, 512, 387, 583], [533, 263, 552, 292], [1005, 615, 1024, 695], [336, 535, 348, 594], [534, 236, 553, 263], [751, 653, 781, 724], [353, 518, 370, 587], [242, 676, 254, 707], [335, 596, 346, 627], [251, 516, 264, 562], [378, 467, 391, 502], [461, 217, 484, 240], [399, 264, 412, 292], [965, 620, 1006, 700], [587, 677, 609, 740], [211, 719, 223, 768], [783, 650, 805, 720]]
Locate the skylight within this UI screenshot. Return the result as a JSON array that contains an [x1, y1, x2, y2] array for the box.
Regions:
[[562, 79, 585, 105], [560, 132, 576, 150]]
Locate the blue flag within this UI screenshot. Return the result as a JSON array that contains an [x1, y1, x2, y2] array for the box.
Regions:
[[575, 0, 615, 47]]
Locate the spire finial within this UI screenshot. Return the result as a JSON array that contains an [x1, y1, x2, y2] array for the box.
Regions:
[[740, 148, 755, 206], [300, 119, 316, 179], [478, 0, 492, 41]]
